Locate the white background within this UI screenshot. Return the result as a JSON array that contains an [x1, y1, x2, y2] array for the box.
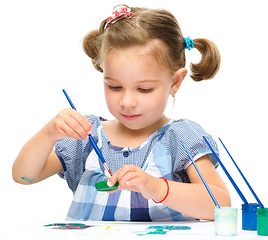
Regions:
[[1, 0, 267, 222]]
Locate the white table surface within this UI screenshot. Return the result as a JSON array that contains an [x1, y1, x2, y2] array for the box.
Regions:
[[0, 220, 266, 240]]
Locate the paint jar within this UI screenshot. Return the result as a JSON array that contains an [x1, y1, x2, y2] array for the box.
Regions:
[[242, 203, 258, 230], [214, 207, 238, 236], [257, 208, 268, 236]]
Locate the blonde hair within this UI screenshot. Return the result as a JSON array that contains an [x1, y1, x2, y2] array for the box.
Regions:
[[83, 5, 220, 81]]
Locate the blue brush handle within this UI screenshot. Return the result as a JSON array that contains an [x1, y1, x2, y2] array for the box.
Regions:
[[181, 140, 220, 208], [219, 137, 264, 208], [62, 89, 106, 164], [203, 136, 248, 204], [62, 89, 77, 110], [88, 135, 105, 164]]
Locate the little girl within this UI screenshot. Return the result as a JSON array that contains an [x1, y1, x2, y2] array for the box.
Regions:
[[13, 5, 231, 221]]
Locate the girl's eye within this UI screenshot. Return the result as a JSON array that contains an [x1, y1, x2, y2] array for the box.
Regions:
[[109, 86, 122, 91], [138, 88, 153, 93]]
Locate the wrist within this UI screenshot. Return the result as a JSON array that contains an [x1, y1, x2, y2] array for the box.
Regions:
[[42, 119, 59, 142], [152, 177, 169, 204]]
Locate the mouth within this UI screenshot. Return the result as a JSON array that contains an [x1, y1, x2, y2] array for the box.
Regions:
[[121, 114, 142, 121]]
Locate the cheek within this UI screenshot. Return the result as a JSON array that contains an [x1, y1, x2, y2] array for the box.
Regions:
[[105, 94, 115, 105], [104, 89, 114, 106], [104, 85, 114, 100], [104, 90, 121, 115], [142, 92, 169, 114], [152, 88, 170, 106]]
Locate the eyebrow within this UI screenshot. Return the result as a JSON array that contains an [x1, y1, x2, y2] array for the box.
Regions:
[[104, 76, 160, 83], [104, 76, 114, 80], [137, 79, 160, 83]]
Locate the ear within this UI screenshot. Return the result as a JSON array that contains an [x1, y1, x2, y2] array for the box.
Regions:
[[170, 68, 187, 95]]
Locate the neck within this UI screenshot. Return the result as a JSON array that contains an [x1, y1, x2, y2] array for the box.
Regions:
[[118, 115, 169, 137], [102, 115, 170, 149]]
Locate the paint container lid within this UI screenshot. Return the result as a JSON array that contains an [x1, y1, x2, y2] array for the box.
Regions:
[[95, 180, 119, 192], [214, 207, 238, 216], [242, 203, 259, 211], [257, 207, 268, 217]]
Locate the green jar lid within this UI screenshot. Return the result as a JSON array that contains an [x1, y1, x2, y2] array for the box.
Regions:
[[95, 180, 119, 192], [257, 207, 268, 216]]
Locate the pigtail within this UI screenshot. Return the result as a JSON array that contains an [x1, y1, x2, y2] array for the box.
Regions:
[[190, 38, 221, 81], [82, 28, 103, 72]]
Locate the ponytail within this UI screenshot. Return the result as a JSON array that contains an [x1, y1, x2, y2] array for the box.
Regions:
[[82, 29, 103, 72], [190, 38, 221, 81]]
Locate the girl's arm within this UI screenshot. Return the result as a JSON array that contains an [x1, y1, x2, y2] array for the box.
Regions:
[[12, 122, 63, 184], [108, 155, 231, 220], [162, 155, 231, 220], [12, 108, 92, 185]]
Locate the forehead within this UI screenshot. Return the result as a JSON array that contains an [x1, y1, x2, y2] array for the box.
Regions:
[[108, 41, 171, 66], [103, 39, 170, 69], [103, 46, 172, 82]]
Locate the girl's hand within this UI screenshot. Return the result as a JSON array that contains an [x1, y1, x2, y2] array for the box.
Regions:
[[47, 108, 92, 141], [107, 165, 166, 201]]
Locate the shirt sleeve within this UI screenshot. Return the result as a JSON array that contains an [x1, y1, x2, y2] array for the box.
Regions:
[[162, 119, 219, 183], [54, 115, 99, 192]]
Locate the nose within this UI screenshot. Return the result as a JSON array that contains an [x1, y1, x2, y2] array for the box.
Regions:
[[119, 91, 137, 108]]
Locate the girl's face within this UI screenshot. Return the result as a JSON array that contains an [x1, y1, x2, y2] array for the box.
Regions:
[[102, 46, 177, 132]]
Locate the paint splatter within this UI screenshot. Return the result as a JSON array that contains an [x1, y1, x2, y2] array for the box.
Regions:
[[21, 177, 34, 183], [53, 225, 92, 230], [136, 229, 168, 235], [135, 225, 191, 236], [148, 225, 191, 230], [104, 223, 120, 231], [44, 223, 93, 230]]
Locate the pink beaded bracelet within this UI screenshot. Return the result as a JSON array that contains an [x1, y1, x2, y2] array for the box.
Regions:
[[152, 177, 169, 204]]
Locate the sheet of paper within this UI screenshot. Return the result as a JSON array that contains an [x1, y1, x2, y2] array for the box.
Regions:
[[0, 220, 262, 240]]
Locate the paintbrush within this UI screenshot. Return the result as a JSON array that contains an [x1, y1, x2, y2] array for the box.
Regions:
[[218, 137, 264, 208], [181, 140, 220, 208], [62, 89, 112, 176], [203, 136, 248, 205]]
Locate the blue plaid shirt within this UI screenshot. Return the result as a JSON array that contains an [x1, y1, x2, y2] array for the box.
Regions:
[[55, 115, 219, 221]]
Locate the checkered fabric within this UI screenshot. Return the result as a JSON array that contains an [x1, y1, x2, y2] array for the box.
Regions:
[[55, 115, 219, 221]]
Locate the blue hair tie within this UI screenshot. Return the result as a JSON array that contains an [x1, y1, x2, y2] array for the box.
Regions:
[[185, 37, 194, 50]]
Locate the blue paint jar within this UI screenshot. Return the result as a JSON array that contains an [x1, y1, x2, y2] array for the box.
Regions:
[[242, 203, 258, 230]]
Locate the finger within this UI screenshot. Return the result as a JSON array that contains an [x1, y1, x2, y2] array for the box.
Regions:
[[107, 168, 126, 187], [107, 165, 141, 189], [125, 175, 144, 187], [56, 121, 84, 140], [107, 171, 119, 187], [54, 113, 82, 140], [86, 118, 92, 135], [63, 118, 85, 139], [71, 112, 92, 135], [118, 171, 139, 189], [107, 189, 120, 194], [64, 114, 90, 140], [57, 108, 92, 139]]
